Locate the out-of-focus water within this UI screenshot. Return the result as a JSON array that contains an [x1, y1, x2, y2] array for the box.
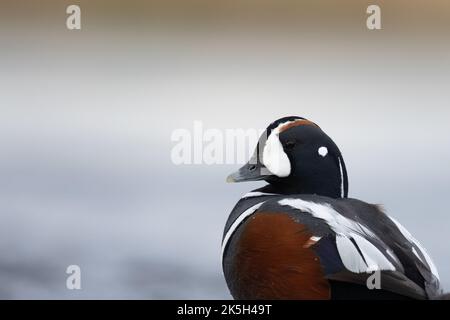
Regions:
[[1, 20, 449, 298]]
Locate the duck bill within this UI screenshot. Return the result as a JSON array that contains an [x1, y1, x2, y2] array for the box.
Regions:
[[226, 162, 272, 183]]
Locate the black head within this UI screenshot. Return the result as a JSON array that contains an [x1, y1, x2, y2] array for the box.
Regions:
[[227, 116, 348, 198]]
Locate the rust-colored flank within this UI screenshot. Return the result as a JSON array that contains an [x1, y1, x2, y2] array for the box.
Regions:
[[232, 212, 330, 300]]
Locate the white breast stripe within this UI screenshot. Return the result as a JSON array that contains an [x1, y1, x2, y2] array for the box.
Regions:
[[242, 192, 278, 198], [221, 202, 265, 261], [388, 216, 440, 280], [279, 198, 397, 273]]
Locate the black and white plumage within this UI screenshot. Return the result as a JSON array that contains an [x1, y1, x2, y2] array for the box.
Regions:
[[222, 116, 442, 300]]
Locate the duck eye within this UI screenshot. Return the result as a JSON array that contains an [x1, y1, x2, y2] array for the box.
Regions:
[[248, 164, 257, 171], [284, 139, 296, 150]]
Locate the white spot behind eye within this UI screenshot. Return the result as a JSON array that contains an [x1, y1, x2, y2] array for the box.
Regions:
[[318, 146, 328, 157]]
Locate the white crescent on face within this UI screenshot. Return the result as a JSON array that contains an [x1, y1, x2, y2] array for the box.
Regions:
[[261, 121, 294, 177]]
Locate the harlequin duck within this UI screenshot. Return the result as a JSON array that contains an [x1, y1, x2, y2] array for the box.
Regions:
[[222, 116, 442, 300]]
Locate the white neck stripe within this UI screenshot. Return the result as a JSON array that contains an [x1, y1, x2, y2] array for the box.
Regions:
[[338, 157, 344, 197], [221, 202, 265, 262]]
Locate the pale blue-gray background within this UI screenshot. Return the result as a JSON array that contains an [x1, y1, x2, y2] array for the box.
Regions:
[[1, 6, 449, 298]]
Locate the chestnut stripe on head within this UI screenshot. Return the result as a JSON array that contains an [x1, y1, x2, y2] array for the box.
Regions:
[[279, 119, 319, 133]]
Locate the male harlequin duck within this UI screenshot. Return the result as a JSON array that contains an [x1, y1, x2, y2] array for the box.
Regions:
[[222, 116, 443, 300]]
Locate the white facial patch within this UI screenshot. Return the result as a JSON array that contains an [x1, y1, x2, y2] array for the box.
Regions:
[[318, 146, 328, 157], [262, 122, 293, 177]]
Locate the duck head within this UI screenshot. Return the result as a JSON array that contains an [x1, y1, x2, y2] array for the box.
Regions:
[[227, 116, 348, 198]]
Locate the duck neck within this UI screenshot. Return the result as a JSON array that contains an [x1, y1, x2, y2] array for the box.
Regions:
[[262, 174, 344, 198]]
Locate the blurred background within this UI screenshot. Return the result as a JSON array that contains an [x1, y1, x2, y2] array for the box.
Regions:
[[0, 0, 449, 298]]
